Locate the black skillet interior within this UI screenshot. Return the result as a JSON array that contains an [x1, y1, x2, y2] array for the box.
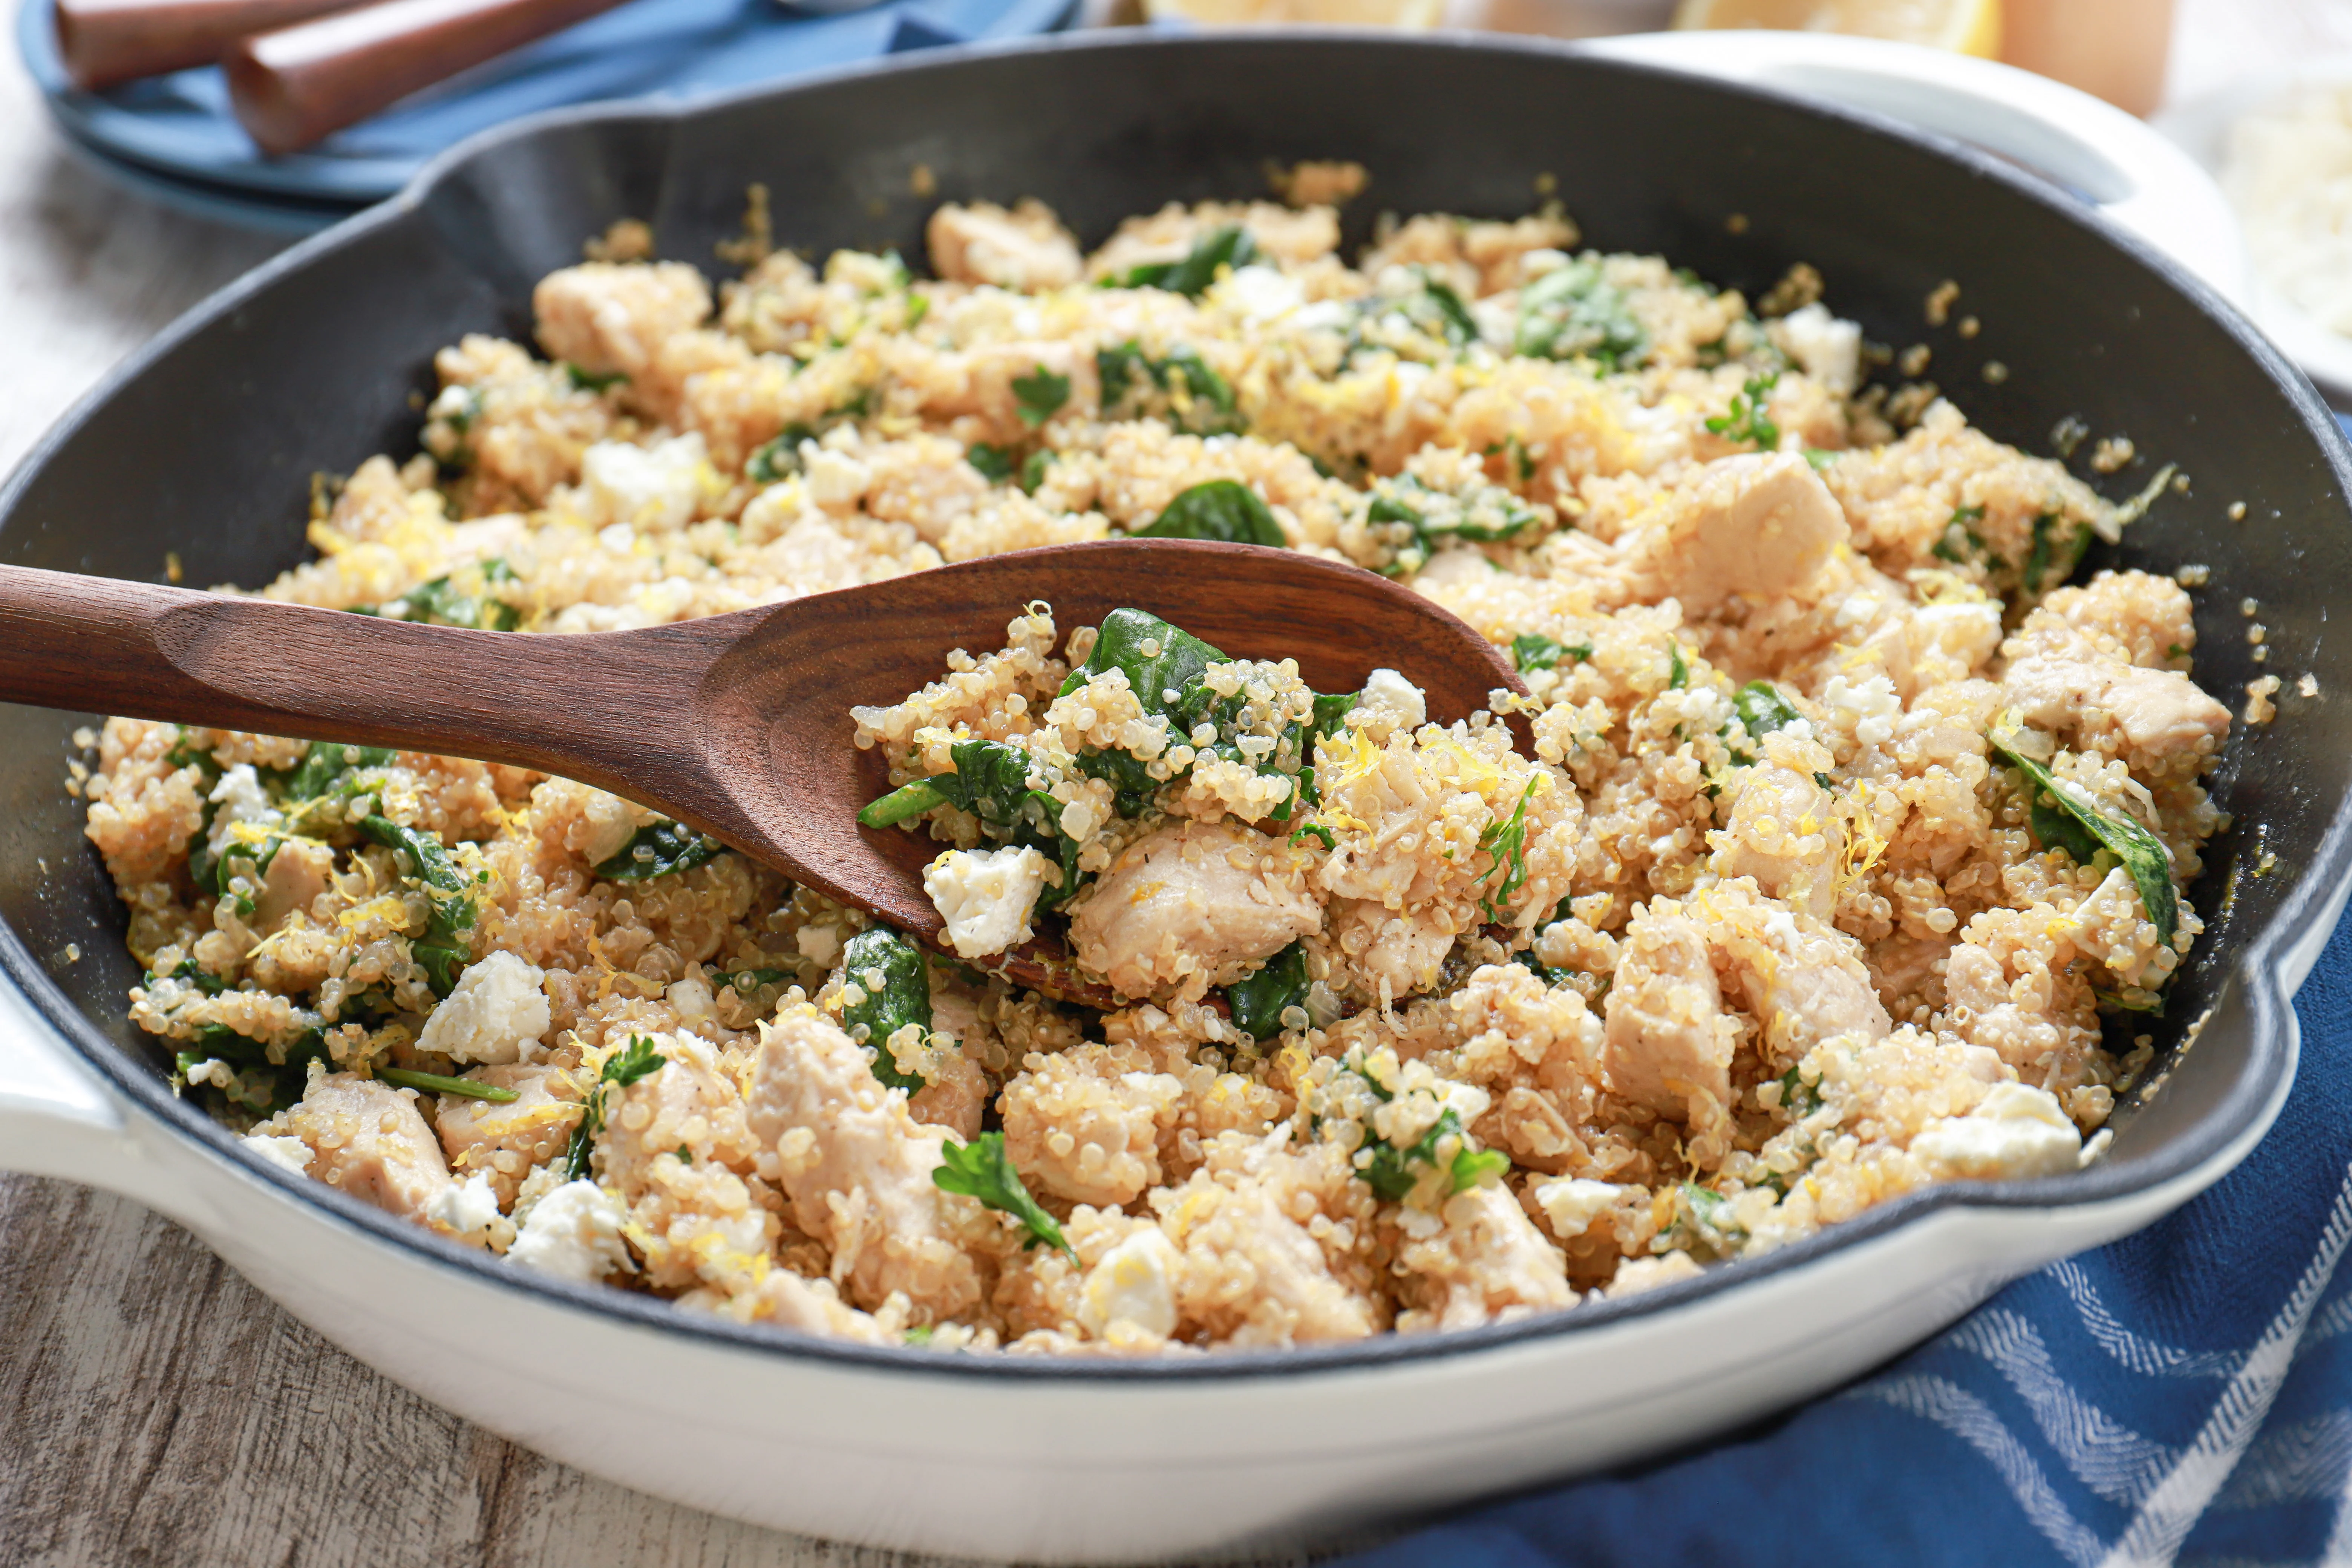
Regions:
[[3, 32, 2347, 1258]]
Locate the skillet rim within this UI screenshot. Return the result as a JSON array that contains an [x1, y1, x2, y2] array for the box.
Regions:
[[2, 27, 2345, 1385]]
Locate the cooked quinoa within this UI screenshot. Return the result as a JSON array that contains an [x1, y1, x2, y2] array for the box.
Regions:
[[80, 192, 2232, 1353]]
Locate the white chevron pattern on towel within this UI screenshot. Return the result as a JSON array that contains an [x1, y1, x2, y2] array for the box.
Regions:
[[1848, 1162, 2352, 1568], [1947, 1310, 2180, 1505], [1849, 1375, 2109, 1568]]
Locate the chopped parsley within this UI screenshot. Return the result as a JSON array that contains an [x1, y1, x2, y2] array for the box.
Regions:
[[1704, 372, 1781, 451], [1510, 633, 1592, 674], [933, 1132, 1072, 1259], [1476, 778, 1540, 921], [564, 1034, 668, 1181]]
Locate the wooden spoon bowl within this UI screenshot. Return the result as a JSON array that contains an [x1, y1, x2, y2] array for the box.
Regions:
[[0, 540, 1525, 1002]]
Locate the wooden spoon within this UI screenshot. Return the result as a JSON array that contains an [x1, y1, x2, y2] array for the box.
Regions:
[[0, 541, 1526, 1004]]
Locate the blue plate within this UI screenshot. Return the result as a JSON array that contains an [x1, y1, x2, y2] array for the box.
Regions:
[[19, 0, 1072, 222]]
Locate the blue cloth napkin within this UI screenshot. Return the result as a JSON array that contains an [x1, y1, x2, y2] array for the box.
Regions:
[[1344, 903, 2352, 1568]]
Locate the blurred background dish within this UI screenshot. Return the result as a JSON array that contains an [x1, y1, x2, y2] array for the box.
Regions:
[[2158, 58, 2352, 405], [16, 0, 1075, 229]]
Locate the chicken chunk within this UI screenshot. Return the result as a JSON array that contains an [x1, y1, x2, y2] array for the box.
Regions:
[[257, 1070, 450, 1220], [2004, 655, 2231, 764], [1710, 762, 1836, 919], [434, 1063, 580, 1207], [249, 837, 334, 934], [926, 200, 1083, 292], [1624, 452, 1842, 612], [532, 262, 711, 381], [1069, 818, 1323, 998], [999, 1043, 1184, 1208], [1601, 910, 1736, 1123], [746, 1006, 993, 1318], [1152, 1135, 1378, 1347], [1394, 1184, 1577, 1332]]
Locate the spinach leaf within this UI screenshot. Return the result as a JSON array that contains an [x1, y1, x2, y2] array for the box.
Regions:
[[1476, 778, 1540, 921], [357, 815, 478, 995], [1135, 479, 1284, 546], [1776, 1066, 1823, 1119], [966, 443, 1017, 484], [934, 1131, 1073, 1257], [1511, 633, 1592, 673], [2022, 512, 2089, 595], [862, 741, 1083, 908], [1115, 225, 1261, 297], [1668, 643, 1689, 690], [1732, 681, 1803, 740], [152, 957, 227, 996], [838, 927, 934, 1092], [1704, 372, 1781, 451], [1514, 259, 1646, 369], [1990, 737, 2177, 946], [1224, 941, 1310, 1041], [564, 363, 628, 393], [380, 1068, 518, 1102], [279, 741, 396, 803], [367, 560, 521, 632], [1063, 607, 1228, 723], [747, 424, 816, 485], [564, 1034, 667, 1180], [1012, 366, 1070, 429], [593, 821, 725, 882], [1931, 504, 2007, 571], [1359, 1106, 1510, 1201], [1019, 450, 1054, 494], [1367, 475, 1542, 567], [1096, 341, 1241, 435]]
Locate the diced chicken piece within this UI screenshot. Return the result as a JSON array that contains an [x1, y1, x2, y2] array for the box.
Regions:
[[1605, 1251, 1704, 1298], [1395, 1184, 1576, 1332], [1070, 819, 1323, 998], [532, 262, 711, 381], [2004, 655, 2231, 763], [1623, 452, 1842, 612], [1328, 897, 1456, 998], [926, 200, 1084, 292], [1000, 1043, 1184, 1208], [1153, 1139, 1377, 1348], [250, 837, 333, 933], [257, 1070, 450, 1220], [434, 1063, 580, 1207], [416, 950, 551, 1066], [594, 1032, 762, 1189], [746, 1007, 993, 1318], [1711, 764, 1836, 919], [1701, 884, 1892, 1061], [1601, 910, 1736, 1122]]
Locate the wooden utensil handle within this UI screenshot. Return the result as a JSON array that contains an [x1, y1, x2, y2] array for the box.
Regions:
[[54, 0, 366, 93], [0, 564, 704, 794], [224, 0, 630, 156]]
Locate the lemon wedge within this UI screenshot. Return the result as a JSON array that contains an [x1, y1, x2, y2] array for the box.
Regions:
[[1672, 0, 2002, 58]]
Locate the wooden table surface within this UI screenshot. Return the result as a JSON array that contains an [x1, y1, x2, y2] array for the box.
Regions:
[[0, 2, 2343, 1562]]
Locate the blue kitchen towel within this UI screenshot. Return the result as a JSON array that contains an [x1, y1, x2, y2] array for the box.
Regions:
[[1344, 896, 2352, 1568]]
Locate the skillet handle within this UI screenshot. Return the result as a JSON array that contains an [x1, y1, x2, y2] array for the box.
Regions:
[[0, 971, 213, 1221], [1576, 31, 2248, 308]]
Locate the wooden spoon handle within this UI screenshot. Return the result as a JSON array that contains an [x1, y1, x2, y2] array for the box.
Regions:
[[223, 0, 629, 156], [54, 0, 367, 92], [0, 564, 708, 797]]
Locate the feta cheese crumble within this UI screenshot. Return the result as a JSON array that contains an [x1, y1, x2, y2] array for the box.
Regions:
[[506, 1179, 630, 1282], [415, 950, 552, 1065], [242, 1133, 314, 1175], [426, 1170, 503, 1240], [580, 433, 707, 533], [1357, 668, 1428, 740], [923, 845, 1050, 959], [1078, 1227, 1183, 1340], [1911, 1082, 2082, 1181]]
